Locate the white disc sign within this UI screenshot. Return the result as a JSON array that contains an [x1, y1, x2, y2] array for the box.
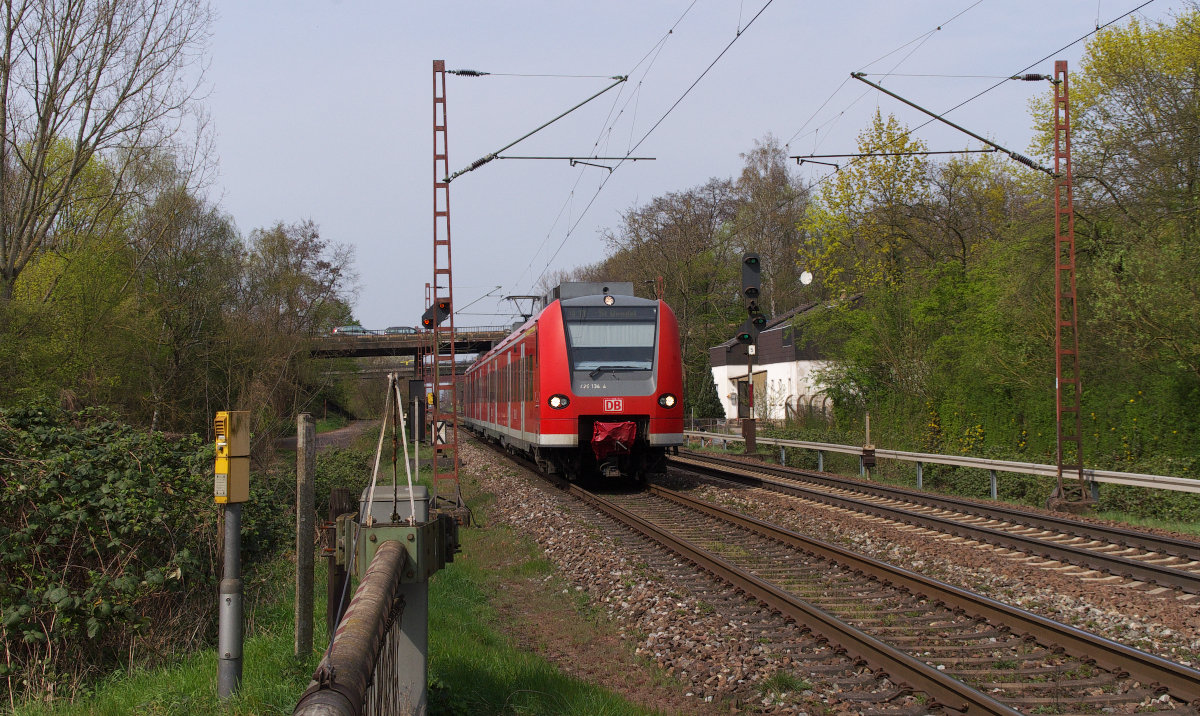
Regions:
[[800, 270, 813, 285]]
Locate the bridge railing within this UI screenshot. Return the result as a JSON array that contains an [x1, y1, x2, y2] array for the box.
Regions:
[[294, 541, 410, 716], [684, 430, 1200, 495]]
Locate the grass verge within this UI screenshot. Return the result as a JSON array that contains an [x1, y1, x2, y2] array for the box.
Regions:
[[1092, 511, 1200, 537], [14, 558, 326, 716], [17, 471, 663, 715], [315, 416, 349, 434], [428, 502, 662, 716]]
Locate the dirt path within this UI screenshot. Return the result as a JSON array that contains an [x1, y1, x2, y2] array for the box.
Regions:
[[274, 419, 377, 452]]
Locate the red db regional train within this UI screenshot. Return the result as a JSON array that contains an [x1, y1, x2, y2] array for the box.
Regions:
[[463, 282, 684, 480]]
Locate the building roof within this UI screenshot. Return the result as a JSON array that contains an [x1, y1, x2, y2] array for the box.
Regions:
[[708, 295, 862, 367], [710, 301, 820, 352]]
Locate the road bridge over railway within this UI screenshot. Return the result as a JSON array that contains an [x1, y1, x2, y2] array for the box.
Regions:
[[310, 326, 510, 359]]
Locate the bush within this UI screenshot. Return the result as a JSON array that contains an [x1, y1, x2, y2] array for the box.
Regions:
[[0, 403, 217, 700], [0, 402, 349, 702]]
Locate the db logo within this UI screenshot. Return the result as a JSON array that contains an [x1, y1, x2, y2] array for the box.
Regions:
[[603, 398, 623, 412]]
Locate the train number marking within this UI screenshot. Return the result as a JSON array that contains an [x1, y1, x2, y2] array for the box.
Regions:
[[604, 398, 623, 412]]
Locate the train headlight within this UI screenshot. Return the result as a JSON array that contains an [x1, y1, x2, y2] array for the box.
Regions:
[[658, 393, 677, 408], [548, 394, 570, 409]]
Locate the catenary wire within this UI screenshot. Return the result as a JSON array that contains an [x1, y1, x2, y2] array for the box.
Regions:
[[532, 0, 777, 290], [786, 0, 987, 150], [803, 0, 1157, 191], [511, 0, 701, 294]]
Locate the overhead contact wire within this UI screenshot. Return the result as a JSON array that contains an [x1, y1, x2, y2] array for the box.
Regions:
[[787, 0, 986, 149], [803, 0, 1158, 192], [534, 0, 777, 288], [516, 0, 701, 295]]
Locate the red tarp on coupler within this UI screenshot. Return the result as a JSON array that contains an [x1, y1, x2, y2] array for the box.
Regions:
[[591, 421, 637, 460]]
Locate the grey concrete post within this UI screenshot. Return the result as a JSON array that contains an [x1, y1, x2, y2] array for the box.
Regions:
[[859, 456, 865, 478], [780, 446, 786, 466], [989, 469, 998, 500], [1090, 480, 1100, 502], [817, 450, 824, 472], [395, 580, 430, 715], [218, 503, 242, 699], [916, 461, 923, 489], [295, 413, 316, 658]]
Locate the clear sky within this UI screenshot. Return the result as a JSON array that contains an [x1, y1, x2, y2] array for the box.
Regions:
[[204, 0, 1176, 329]]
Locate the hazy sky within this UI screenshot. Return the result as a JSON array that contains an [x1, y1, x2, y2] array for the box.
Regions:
[[204, 0, 1177, 329]]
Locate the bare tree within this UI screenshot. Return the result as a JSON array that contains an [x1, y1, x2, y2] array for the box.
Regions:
[[0, 0, 214, 300], [733, 135, 808, 316]]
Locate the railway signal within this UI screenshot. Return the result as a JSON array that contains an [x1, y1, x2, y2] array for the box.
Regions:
[[742, 253, 761, 313], [741, 253, 763, 454], [420, 299, 450, 330]]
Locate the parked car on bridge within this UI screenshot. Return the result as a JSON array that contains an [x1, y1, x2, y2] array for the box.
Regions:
[[331, 325, 371, 336], [384, 326, 417, 335]]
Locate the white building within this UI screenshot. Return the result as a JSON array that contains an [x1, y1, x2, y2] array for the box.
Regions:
[[708, 303, 829, 420]]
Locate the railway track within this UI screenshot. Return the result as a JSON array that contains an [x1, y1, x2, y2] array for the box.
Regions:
[[475, 436, 1200, 715], [670, 451, 1200, 597]]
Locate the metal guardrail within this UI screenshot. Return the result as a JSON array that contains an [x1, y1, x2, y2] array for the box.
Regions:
[[684, 430, 1200, 495], [295, 541, 409, 716]]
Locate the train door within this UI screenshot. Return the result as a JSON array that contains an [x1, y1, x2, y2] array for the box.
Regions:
[[527, 331, 538, 438], [519, 343, 527, 439], [500, 353, 508, 430], [489, 359, 496, 425], [511, 347, 520, 431]]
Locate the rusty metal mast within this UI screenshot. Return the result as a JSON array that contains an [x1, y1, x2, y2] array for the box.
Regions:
[[431, 60, 464, 514], [1052, 60, 1090, 506]]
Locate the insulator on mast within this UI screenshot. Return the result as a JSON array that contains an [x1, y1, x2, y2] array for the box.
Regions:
[[1014, 73, 1052, 81], [449, 69, 488, 76], [1009, 152, 1040, 169]]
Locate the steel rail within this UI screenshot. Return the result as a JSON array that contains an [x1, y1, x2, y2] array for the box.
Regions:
[[567, 483, 1022, 716], [682, 431, 1200, 494], [678, 450, 1200, 562], [466, 433, 1014, 712], [471, 431, 1200, 709], [645, 484, 1200, 706], [670, 454, 1200, 594]]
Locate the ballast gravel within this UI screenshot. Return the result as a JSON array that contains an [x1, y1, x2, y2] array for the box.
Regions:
[[463, 440, 867, 714], [660, 469, 1200, 670]]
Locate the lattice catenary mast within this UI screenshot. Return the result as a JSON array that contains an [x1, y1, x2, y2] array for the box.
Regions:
[[1050, 60, 1093, 508], [431, 60, 465, 517]]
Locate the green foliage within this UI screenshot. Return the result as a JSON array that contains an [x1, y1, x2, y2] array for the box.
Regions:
[[13, 556, 327, 716], [691, 370, 727, 420], [314, 447, 375, 518], [0, 403, 215, 696], [0, 402, 326, 700]]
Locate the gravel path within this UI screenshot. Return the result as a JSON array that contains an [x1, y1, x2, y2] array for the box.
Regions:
[[274, 420, 377, 452]]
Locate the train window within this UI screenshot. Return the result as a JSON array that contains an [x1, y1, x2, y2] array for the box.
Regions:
[[562, 305, 657, 374]]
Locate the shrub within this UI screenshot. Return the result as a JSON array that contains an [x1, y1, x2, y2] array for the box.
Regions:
[[0, 403, 217, 700]]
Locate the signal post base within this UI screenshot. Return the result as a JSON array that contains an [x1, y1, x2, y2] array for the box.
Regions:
[[742, 418, 757, 456], [1046, 483, 1099, 514]]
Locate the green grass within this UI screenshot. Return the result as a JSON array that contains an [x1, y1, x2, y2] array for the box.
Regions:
[[16, 558, 327, 715], [315, 415, 349, 434], [1092, 511, 1200, 537], [757, 672, 810, 698], [18, 474, 662, 715], [427, 523, 661, 715]]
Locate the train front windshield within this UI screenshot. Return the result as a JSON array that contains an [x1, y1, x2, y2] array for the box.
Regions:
[[562, 305, 658, 373]]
